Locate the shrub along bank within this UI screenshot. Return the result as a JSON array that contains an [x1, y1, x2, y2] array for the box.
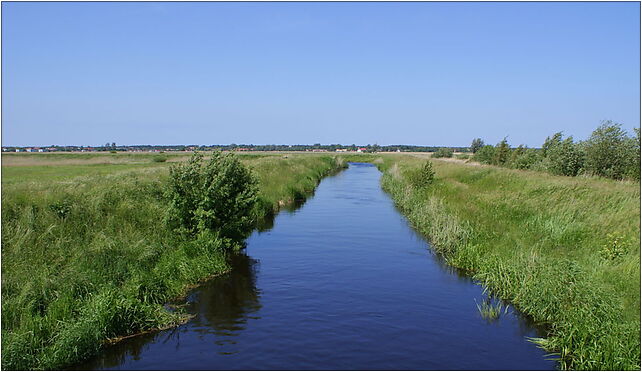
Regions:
[[1, 153, 345, 370], [470, 121, 640, 181], [378, 156, 640, 370]]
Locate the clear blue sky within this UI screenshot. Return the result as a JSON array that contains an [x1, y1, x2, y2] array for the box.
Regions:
[[2, 2, 640, 147]]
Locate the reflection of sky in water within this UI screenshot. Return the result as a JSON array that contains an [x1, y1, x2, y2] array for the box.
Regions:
[[76, 163, 556, 371]]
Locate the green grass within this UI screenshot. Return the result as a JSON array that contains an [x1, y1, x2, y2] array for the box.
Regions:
[[1, 163, 168, 184], [377, 156, 640, 370], [1, 153, 344, 370], [475, 298, 505, 321]]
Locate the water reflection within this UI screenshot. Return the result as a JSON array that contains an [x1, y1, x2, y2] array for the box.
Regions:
[[188, 253, 262, 341], [74, 253, 262, 369]]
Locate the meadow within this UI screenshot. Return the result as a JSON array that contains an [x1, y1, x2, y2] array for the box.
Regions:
[[377, 155, 640, 370], [1, 152, 344, 370], [2, 151, 640, 370]]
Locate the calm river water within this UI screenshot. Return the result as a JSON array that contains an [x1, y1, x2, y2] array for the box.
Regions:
[[78, 163, 555, 370]]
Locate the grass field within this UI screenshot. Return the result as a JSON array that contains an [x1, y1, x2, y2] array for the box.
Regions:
[[377, 155, 640, 370], [1, 152, 344, 370], [2, 151, 639, 370]]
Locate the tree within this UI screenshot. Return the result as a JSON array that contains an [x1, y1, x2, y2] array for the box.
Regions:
[[583, 121, 636, 180], [542, 132, 563, 158], [493, 138, 510, 165], [471, 138, 484, 154]]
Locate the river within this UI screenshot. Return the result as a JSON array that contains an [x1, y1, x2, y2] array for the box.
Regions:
[[77, 162, 555, 370]]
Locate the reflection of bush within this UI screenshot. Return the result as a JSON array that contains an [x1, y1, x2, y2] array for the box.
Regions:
[[195, 254, 262, 337]]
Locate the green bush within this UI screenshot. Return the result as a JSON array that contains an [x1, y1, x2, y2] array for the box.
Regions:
[[493, 138, 510, 165], [407, 160, 435, 188], [473, 145, 496, 164], [546, 135, 584, 177], [511, 148, 541, 170], [166, 152, 258, 240], [583, 121, 637, 180], [152, 155, 168, 163], [627, 128, 640, 181], [432, 147, 454, 158], [456, 153, 470, 160]]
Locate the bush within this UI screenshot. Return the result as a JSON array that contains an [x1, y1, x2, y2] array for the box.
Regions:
[[583, 121, 637, 180], [473, 145, 496, 164], [152, 155, 168, 163], [546, 136, 584, 177], [456, 153, 470, 160], [493, 138, 510, 165], [432, 148, 453, 158], [166, 152, 258, 240], [152, 155, 167, 163], [627, 128, 640, 181], [407, 160, 435, 188], [511, 148, 540, 170]]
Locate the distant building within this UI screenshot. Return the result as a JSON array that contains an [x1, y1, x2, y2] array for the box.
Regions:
[[357, 147, 367, 153], [312, 149, 327, 152], [335, 149, 348, 152]]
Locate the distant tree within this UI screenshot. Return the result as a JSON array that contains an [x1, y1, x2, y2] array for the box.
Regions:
[[493, 138, 511, 165], [111, 142, 116, 148], [470, 138, 484, 154], [583, 121, 636, 180], [508, 145, 526, 167], [473, 145, 496, 164], [542, 132, 563, 158]]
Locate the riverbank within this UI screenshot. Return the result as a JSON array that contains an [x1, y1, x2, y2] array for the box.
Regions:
[[377, 156, 640, 370], [1, 153, 345, 370]]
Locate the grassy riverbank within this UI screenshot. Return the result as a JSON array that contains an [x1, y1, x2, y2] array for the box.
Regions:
[[378, 155, 640, 370], [1, 153, 344, 370]]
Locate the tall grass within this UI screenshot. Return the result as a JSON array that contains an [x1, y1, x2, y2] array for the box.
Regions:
[[378, 156, 640, 370], [1, 154, 344, 370]]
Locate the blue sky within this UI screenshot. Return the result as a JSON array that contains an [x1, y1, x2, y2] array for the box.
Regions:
[[2, 2, 640, 147]]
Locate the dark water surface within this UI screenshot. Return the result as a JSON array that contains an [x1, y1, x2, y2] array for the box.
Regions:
[[78, 163, 555, 370]]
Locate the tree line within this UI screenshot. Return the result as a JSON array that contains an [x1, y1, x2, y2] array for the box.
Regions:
[[469, 120, 640, 181]]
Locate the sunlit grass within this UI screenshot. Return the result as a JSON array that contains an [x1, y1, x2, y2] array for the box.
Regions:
[[377, 155, 640, 370], [1, 153, 343, 370]]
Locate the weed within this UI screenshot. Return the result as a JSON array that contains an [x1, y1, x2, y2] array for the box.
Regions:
[[475, 298, 505, 321]]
